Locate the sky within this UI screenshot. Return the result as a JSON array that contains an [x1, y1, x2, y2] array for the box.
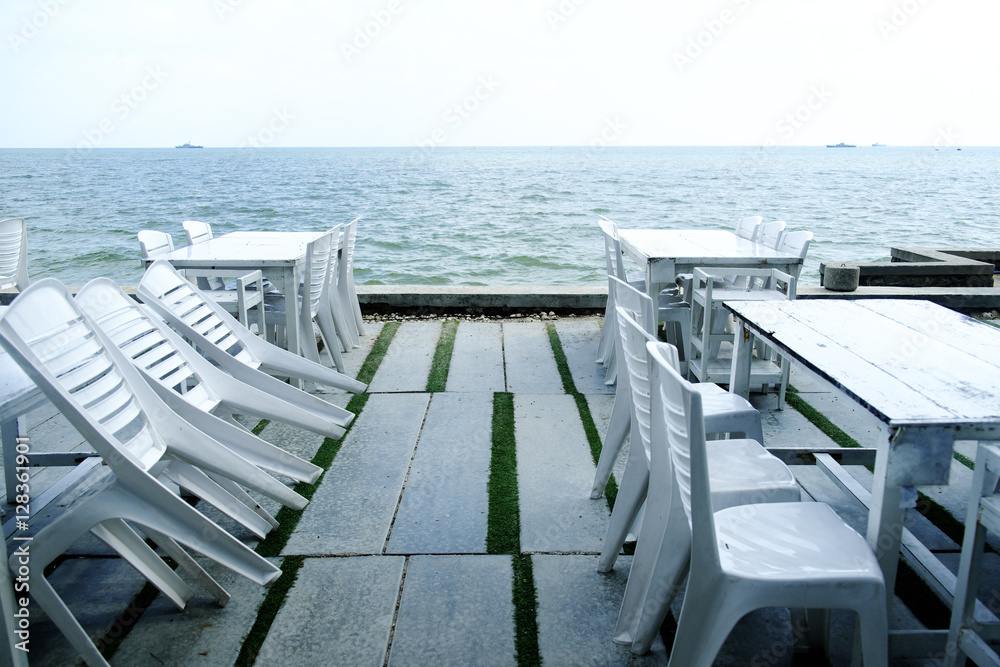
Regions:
[[2, 0, 998, 148]]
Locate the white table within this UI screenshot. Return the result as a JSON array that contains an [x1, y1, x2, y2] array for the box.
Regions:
[[617, 229, 803, 298], [161, 231, 325, 358], [726, 298, 1000, 656]]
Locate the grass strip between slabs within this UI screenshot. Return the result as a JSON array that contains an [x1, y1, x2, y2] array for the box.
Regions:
[[545, 322, 618, 509], [487, 392, 541, 667], [426, 319, 459, 392], [784, 385, 975, 628], [235, 321, 400, 667]]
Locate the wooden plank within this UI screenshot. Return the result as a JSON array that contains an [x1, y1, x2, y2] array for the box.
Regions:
[[727, 301, 947, 425], [761, 300, 1000, 423], [765, 447, 877, 466]]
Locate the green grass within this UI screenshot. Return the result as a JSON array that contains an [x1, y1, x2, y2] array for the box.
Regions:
[[426, 319, 459, 392], [545, 323, 618, 509], [234, 321, 400, 662], [486, 392, 541, 667]]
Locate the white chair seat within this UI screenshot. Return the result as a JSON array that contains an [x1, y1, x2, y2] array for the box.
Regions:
[[715, 502, 883, 581], [706, 439, 799, 509]]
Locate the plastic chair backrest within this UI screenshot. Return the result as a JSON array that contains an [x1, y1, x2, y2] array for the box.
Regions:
[[138, 230, 174, 260], [609, 275, 656, 337], [182, 221, 213, 246], [648, 340, 717, 564], [598, 217, 627, 281], [76, 278, 217, 412], [303, 232, 334, 319], [756, 221, 786, 248], [776, 230, 813, 259], [0, 279, 167, 471], [137, 260, 259, 368], [340, 218, 360, 277], [0, 217, 29, 291], [734, 215, 763, 241]]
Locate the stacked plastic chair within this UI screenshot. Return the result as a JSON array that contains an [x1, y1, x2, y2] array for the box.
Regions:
[[337, 218, 365, 342], [0, 279, 288, 667], [638, 340, 887, 663], [0, 217, 29, 291]]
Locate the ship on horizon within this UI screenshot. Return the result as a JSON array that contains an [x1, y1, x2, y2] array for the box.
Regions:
[[826, 142, 856, 148], [175, 142, 203, 149]]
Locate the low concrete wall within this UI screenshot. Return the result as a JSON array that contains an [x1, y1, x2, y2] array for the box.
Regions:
[[356, 285, 607, 315], [820, 247, 999, 288]]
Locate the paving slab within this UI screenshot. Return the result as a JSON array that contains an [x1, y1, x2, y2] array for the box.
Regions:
[[446, 322, 505, 392], [532, 554, 668, 665], [367, 320, 440, 393], [28, 557, 149, 667], [283, 393, 430, 555], [387, 393, 492, 554], [316, 321, 385, 406], [255, 556, 404, 667], [388, 555, 515, 666], [555, 318, 614, 395], [112, 557, 275, 667], [502, 322, 563, 394], [516, 395, 609, 553]]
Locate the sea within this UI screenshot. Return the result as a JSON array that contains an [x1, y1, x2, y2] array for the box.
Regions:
[[1, 146, 997, 288]]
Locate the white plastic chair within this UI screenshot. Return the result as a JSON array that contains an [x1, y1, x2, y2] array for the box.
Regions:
[[182, 220, 213, 245], [688, 267, 793, 406], [734, 215, 763, 241], [590, 276, 764, 499], [774, 230, 813, 279], [263, 231, 336, 364], [598, 309, 788, 573], [644, 341, 887, 664], [137, 260, 366, 394], [945, 442, 1000, 667], [0, 279, 284, 667], [0, 217, 29, 291], [137, 229, 174, 260], [337, 217, 365, 339], [317, 225, 360, 368], [77, 277, 352, 448], [757, 220, 787, 248]]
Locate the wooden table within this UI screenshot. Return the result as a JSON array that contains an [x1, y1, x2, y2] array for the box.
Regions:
[[161, 231, 325, 358], [726, 298, 1000, 656], [617, 229, 803, 298]]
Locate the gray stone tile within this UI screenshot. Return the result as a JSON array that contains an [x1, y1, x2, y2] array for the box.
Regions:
[[555, 318, 614, 395], [388, 555, 515, 666], [315, 321, 384, 406], [502, 322, 563, 394], [446, 322, 504, 393], [367, 321, 440, 393], [532, 554, 668, 665], [386, 393, 491, 555], [256, 419, 327, 469], [27, 557, 148, 667], [112, 557, 275, 667], [256, 556, 404, 667], [516, 395, 609, 553], [283, 393, 430, 555]]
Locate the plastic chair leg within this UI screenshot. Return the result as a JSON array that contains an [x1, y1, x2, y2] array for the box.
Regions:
[[142, 529, 232, 608], [597, 449, 649, 572], [590, 390, 630, 498], [663, 584, 744, 666]]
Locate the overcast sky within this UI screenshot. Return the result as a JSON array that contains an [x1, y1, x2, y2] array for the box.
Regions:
[[2, 0, 997, 148]]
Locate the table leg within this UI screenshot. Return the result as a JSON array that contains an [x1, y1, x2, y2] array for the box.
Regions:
[[867, 431, 906, 606], [729, 319, 753, 399]]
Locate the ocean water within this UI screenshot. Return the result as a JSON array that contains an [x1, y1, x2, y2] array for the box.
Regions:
[[1, 146, 997, 288]]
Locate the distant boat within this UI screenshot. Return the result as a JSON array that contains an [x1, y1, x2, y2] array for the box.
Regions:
[[872, 142, 886, 147], [175, 142, 203, 149], [826, 142, 856, 148]]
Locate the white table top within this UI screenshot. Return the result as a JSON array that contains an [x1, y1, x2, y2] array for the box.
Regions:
[[618, 229, 800, 266], [163, 231, 326, 267], [725, 299, 1000, 429]]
